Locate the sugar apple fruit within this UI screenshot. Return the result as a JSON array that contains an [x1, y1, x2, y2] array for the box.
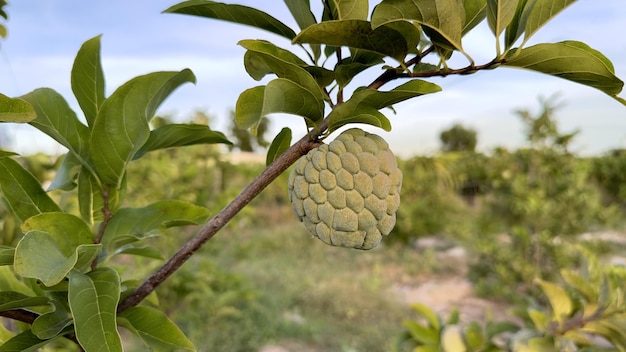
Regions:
[[288, 128, 402, 250]]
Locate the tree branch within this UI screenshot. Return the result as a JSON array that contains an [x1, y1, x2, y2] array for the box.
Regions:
[[117, 122, 326, 312]]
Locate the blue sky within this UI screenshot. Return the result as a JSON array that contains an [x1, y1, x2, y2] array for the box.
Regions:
[[0, 1, 625, 156]]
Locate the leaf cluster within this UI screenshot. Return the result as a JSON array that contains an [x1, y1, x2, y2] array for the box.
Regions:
[[396, 250, 626, 351]]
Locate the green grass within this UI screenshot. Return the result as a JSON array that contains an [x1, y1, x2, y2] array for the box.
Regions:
[[151, 207, 455, 352]]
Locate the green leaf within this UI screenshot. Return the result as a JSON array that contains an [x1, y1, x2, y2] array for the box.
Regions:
[[284, 0, 317, 31], [410, 303, 441, 330], [504, 0, 533, 48], [164, 0, 296, 40], [31, 300, 72, 340], [371, 0, 465, 53], [441, 325, 466, 352], [0, 247, 14, 266], [262, 78, 325, 122], [284, 0, 321, 61], [266, 127, 292, 166], [101, 200, 210, 249], [14, 231, 101, 286], [504, 41, 625, 104], [327, 79, 442, 132], [0, 291, 50, 312], [21, 88, 90, 161], [90, 69, 196, 187], [535, 278, 572, 324], [135, 124, 232, 159], [0, 156, 61, 222], [68, 268, 122, 352], [0, 329, 62, 352], [118, 306, 195, 351], [113, 245, 164, 260], [333, 0, 369, 20], [561, 269, 596, 301], [47, 152, 82, 191], [235, 86, 265, 130], [71, 35, 106, 127], [335, 50, 385, 88], [293, 19, 416, 62], [402, 320, 439, 345], [463, 0, 488, 34], [0, 93, 36, 122], [239, 40, 325, 102], [487, 0, 518, 38], [520, 0, 576, 46], [527, 308, 549, 332], [21, 212, 93, 256]]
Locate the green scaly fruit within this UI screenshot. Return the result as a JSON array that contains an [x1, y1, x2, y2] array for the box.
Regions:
[[288, 128, 402, 250]]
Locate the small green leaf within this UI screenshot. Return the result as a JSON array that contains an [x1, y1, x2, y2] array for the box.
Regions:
[[113, 245, 164, 260], [164, 0, 296, 39], [441, 325, 466, 352], [135, 124, 232, 159], [262, 78, 325, 122], [71, 35, 106, 127], [284, 0, 321, 60], [527, 308, 549, 332], [238, 40, 325, 102], [487, 0, 518, 38], [68, 268, 122, 352], [101, 200, 210, 249], [0, 156, 61, 222], [47, 152, 82, 191], [463, 0, 488, 34], [335, 50, 385, 88], [402, 320, 439, 345], [118, 306, 196, 351], [371, 0, 465, 53], [0, 329, 63, 352], [31, 300, 72, 340], [21, 212, 93, 256], [328, 79, 442, 132], [0, 291, 50, 312], [0, 93, 36, 122], [535, 278, 572, 324], [504, 41, 625, 104], [284, 0, 317, 31], [235, 86, 265, 130], [293, 19, 415, 62], [561, 269, 596, 301], [241, 39, 308, 80], [520, 0, 576, 46], [409, 303, 441, 330], [21, 88, 91, 161], [90, 69, 196, 187], [14, 231, 101, 286], [266, 127, 292, 166]]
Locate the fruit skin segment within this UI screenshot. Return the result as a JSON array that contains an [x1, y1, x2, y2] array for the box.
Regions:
[[288, 128, 403, 250]]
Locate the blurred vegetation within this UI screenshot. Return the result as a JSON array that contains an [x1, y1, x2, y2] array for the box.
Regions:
[[1, 101, 625, 350]]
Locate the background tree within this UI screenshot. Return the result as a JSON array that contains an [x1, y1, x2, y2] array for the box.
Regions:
[[439, 123, 478, 152], [228, 112, 270, 152]]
